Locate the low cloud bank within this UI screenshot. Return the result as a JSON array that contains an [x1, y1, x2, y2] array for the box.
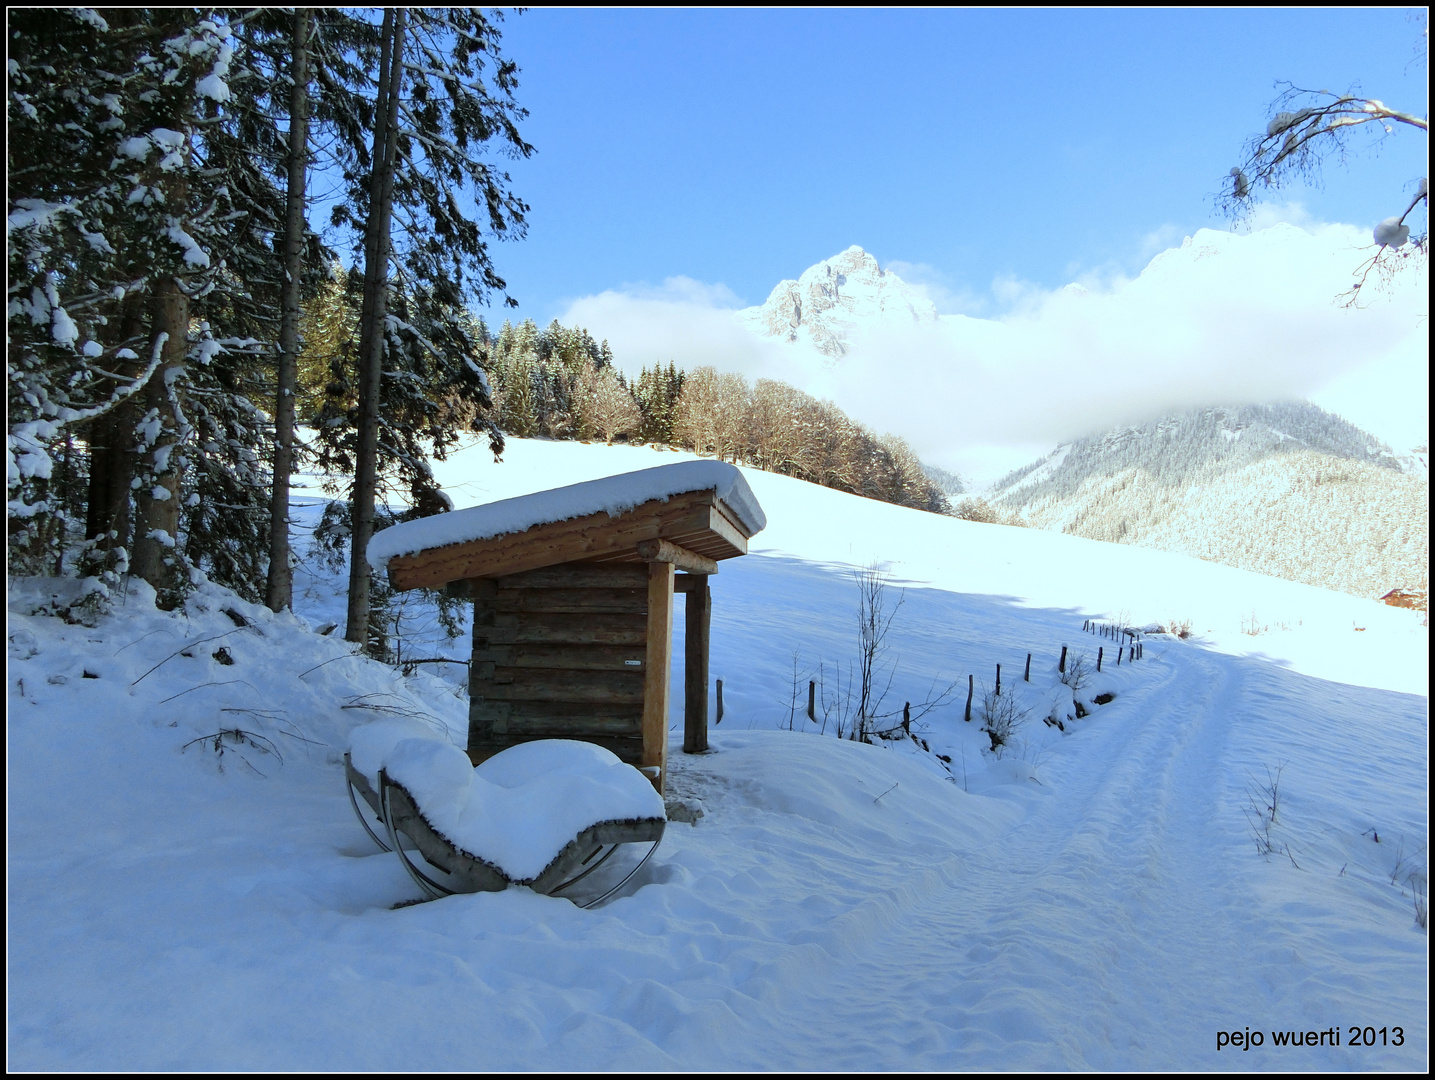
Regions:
[[558, 222, 1428, 482]]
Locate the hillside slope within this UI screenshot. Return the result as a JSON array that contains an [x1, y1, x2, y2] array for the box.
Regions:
[[9, 438, 1428, 1070]]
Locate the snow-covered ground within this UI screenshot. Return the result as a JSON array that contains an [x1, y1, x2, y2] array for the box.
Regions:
[[8, 437, 1428, 1069]]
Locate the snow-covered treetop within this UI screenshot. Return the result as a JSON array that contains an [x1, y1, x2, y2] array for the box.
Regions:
[[367, 459, 767, 571]]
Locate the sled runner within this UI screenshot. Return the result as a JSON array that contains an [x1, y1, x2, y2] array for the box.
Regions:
[[347, 730, 665, 908]]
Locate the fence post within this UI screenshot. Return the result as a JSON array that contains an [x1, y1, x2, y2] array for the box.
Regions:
[[965, 674, 973, 722], [716, 678, 724, 724], [807, 680, 815, 721], [1024, 653, 1031, 682], [995, 664, 1001, 695], [1059, 645, 1067, 673], [903, 701, 910, 732], [1116, 645, 1122, 665], [1097, 646, 1103, 672]]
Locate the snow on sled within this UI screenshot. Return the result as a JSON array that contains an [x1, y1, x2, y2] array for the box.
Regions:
[[346, 720, 666, 907]]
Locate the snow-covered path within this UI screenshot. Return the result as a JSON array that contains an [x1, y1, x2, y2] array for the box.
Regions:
[[710, 643, 1425, 1070]]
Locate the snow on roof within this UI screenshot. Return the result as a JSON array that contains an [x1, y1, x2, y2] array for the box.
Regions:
[[367, 459, 766, 572]]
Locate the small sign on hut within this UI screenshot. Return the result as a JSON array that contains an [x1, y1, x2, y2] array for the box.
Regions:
[[368, 461, 766, 794]]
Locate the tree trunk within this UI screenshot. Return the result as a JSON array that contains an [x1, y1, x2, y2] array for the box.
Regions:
[[84, 292, 150, 571], [345, 8, 406, 649], [266, 7, 311, 613], [130, 274, 190, 598]]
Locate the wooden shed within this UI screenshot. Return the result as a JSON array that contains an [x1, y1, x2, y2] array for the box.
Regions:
[[370, 461, 766, 794]]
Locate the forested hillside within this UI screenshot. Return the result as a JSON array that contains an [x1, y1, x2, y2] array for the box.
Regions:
[[988, 404, 1428, 604], [300, 307, 950, 516]]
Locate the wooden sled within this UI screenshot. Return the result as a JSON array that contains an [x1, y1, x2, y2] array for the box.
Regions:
[[345, 751, 664, 908], [377, 768, 665, 909]]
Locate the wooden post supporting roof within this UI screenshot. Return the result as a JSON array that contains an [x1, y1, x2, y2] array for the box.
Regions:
[[683, 575, 711, 754], [642, 561, 674, 794]]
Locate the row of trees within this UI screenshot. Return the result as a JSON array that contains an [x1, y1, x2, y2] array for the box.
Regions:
[[8, 8, 528, 653], [670, 368, 948, 513], [448, 316, 950, 515]]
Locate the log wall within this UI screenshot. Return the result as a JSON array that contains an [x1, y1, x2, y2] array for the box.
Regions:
[[468, 563, 651, 764]]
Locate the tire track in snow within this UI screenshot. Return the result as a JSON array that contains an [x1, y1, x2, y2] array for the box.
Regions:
[[738, 643, 1259, 1069]]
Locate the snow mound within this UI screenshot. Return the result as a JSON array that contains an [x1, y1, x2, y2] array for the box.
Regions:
[[348, 716, 453, 787], [368, 459, 766, 571], [369, 731, 666, 882]]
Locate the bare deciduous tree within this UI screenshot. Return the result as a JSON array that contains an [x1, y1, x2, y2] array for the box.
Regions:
[[1221, 16, 1428, 305]]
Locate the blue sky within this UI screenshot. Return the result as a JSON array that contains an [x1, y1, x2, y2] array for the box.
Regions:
[[483, 7, 1427, 324]]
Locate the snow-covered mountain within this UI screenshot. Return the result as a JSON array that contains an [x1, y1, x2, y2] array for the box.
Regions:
[[986, 402, 1429, 604], [735, 245, 937, 357]]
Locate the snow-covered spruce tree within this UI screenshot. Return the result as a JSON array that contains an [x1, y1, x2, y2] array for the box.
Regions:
[[632, 362, 684, 445], [7, 10, 251, 606], [1222, 15, 1428, 304], [313, 8, 528, 652], [8, 8, 147, 580]]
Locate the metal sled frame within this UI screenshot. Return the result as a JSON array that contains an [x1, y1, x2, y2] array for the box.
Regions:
[[348, 757, 664, 908], [345, 753, 393, 852]]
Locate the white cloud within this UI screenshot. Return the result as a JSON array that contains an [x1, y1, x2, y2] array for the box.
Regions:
[[1241, 200, 1330, 234], [560, 276, 789, 377], [883, 260, 989, 316], [558, 223, 1427, 484]]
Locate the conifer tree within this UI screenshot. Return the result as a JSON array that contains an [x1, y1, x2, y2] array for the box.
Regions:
[[315, 8, 529, 651]]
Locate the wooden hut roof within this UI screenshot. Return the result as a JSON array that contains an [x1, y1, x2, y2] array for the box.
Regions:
[[370, 461, 766, 592]]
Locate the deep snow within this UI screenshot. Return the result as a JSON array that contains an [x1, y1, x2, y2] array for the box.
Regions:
[[7, 436, 1428, 1070]]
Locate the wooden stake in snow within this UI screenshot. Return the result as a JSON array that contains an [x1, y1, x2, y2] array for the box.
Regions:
[[716, 678, 724, 724], [1059, 645, 1067, 674], [807, 680, 816, 721], [995, 664, 1001, 695], [1024, 653, 1031, 682], [965, 674, 973, 722], [1097, 646, 1104, 672]]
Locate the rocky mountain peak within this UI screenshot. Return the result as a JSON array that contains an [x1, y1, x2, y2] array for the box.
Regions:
[[737, 246, 938, 358]]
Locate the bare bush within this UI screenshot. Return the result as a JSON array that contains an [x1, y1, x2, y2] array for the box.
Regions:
[[1392, 838, 1429, 930], [979, 685, 1030, 755], [1058, 652, 1091, 691], [1163, 618, 1192, 639], [853, 564, 901, 742], [1243, 763, 1300, 867], [952, 497, 1001, 523]]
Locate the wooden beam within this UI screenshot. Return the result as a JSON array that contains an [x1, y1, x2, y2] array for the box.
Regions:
[[496, 564, 648, 590], [494, 587, 648, 614], [481, 614, 647, 646], [703, 503, 748, 558], [635, 537, 719, 575], [387, 490, 745, 591], [641, 560, 674, 794], [683, 577, 710, 753], [470, 643, 646, 671]]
